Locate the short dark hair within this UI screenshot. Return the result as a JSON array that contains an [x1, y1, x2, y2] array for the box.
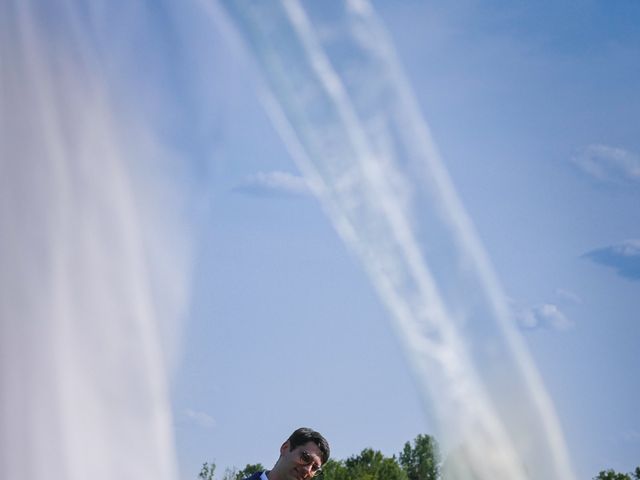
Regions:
[[287, 427, 330, 464]]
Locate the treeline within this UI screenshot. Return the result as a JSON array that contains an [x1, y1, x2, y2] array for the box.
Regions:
[[595, 469, 640, 480], [198, 462, 267, 480], [321, 434, 438, 480], [198, 433, 639, 480]]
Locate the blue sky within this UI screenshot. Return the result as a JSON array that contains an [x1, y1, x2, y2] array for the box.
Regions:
[[4, 1, 637, 479], [162, 1, 640, 479]]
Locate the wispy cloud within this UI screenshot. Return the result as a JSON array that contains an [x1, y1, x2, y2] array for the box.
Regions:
[[582, 240, 640, 281], [622, 429, 640, 442], [232, 171, 310, 197], [184, 409, 216, 428], [220, 1, 576, 477], [515, 303, 575, 331], [571, 144, 640, 185], [554, 289, 582, 306]]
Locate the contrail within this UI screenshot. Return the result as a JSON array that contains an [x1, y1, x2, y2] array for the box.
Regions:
[[216, 1, 576, 478], [0, 1, 190, 478]]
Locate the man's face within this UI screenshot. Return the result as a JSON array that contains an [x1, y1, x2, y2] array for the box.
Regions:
[[279, 440, 323, 480]]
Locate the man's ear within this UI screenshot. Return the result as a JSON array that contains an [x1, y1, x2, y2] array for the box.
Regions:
[[280, 440, 290, 456]]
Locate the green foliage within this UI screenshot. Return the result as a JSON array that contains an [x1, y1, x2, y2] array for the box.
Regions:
[[398, 434, 440, 480], [594, 467, 640, 480], [199, 462, 216, 480], [378, 455, 410, 480], [319, 459, 349, 480], [322, 448, 406, 480], [594, 469, 631, 480], [235, 463, 266, 480]]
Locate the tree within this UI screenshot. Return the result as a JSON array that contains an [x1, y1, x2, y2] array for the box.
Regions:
[[345, 448, 407, 480], [320, 459, 350, 480], [398, 434, 440, 480], [199, 462, 216, 480], [235, 463, 266, 480], [378, 456, 410, 480], [221, 467, 239, 480], [594, 469, 631, 480], [594, 467, 640, 480], [322, 448, 406, 480]]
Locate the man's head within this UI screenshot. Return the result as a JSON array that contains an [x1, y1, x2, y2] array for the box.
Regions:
[[286, 428, 330, 465], [271, 427, 330, 480]]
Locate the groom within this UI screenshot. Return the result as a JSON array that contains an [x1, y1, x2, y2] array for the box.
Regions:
[[244, 428, 330, 480]]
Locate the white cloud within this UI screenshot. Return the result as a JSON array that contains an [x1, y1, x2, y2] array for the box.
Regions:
[[571, 144, 640, 184], [514, 303, 575, 331], [536, 304, 574, 331], [233, 171, 311, 197], [184, 409, 216, 428]]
